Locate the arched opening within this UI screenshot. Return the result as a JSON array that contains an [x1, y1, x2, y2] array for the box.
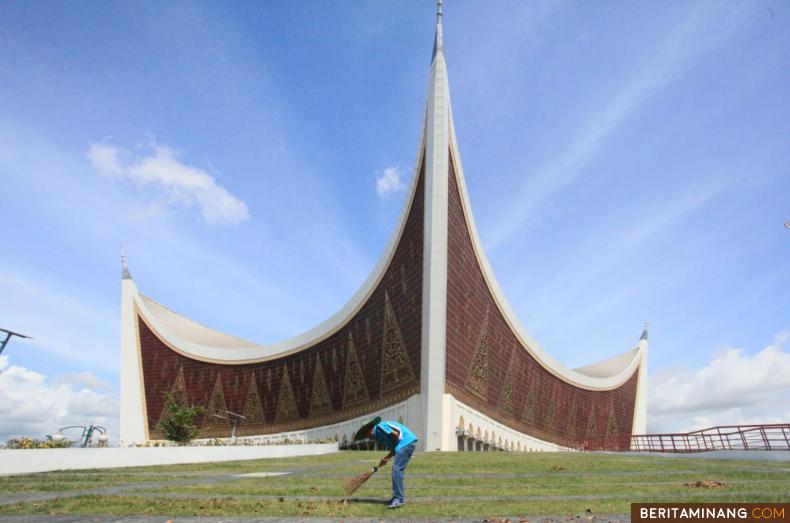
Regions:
[[456, 416, 466, 451]]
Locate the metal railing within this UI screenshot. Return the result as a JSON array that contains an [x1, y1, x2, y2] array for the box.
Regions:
[[630, 423, 790, 452]]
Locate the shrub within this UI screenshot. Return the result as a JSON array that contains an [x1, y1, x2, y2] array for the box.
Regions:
[[5, 436, 72, 449], [156, 392, 206, 445]]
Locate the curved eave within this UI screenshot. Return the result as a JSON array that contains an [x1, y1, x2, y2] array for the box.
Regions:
[[132, 121, 428, 366], [446, 105, 645, 391], [574, 347, 640, 378]]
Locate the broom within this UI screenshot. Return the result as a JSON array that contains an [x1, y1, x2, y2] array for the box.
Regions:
[[343, 455, 389, 496]]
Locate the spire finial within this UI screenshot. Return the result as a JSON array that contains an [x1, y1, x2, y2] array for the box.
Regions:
[[432, 0, 444, 61], [121, 243, 132, 280], [640, 320, 648, 341]]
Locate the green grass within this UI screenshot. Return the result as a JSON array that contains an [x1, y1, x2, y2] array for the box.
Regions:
[[0, 473, 206, 494], [0, 451, 787, 518]]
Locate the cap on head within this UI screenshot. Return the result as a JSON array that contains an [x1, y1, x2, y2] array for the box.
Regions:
[[353, 416, 382, 441]]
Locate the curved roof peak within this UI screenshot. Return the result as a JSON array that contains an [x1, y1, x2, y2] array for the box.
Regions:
[[123, 11, 645, 390]]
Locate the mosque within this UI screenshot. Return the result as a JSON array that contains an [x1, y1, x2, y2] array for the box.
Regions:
[[119, 4, 647, 451]]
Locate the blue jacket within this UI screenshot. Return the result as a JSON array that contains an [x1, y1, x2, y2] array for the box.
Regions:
[[372, 421, 418, 452]]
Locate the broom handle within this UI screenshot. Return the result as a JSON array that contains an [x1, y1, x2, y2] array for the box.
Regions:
[[378, 450, 394, 468], [372, 451, 393, 473]]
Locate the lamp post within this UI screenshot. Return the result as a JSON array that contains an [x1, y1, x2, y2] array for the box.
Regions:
[[0, 328, 31, 356], [212, 411, 246, 441], [52, 425, 109, 448]]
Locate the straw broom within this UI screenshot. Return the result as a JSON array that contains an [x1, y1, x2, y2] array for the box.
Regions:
[[343, 456, 389, 496]]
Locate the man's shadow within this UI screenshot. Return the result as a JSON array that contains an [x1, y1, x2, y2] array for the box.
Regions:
[[344, 497, 388, 505]]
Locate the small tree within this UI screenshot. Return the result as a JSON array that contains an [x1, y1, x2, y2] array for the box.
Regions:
[[156, 392, 205, 445]]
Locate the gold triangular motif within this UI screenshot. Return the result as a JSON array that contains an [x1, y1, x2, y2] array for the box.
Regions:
[[499, 349, 515, 414], [310, 355, 333, 416], [566, 397, 578, 439], [585, 401, 599, 440], [466, 309, 490, 399], [605, 400, 620, 449], [522, 385, 537, 426], [156, 365, 189, 430], [170, 365, 188, 405], [275, 366, 299, 423], [203, 373, 229, 429], [543, 383, 558, 434], [606, 401, 618, 434], [520, 365, 536, 425], [343, 333, 369, 409], [380, 292, 415, 396], [242, 373, 265, 425]]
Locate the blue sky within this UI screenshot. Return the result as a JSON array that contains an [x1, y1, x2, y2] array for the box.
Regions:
[[0, 1, 788, 441]]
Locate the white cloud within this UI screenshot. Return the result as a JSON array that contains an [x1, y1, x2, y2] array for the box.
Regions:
[[56, 372, 111, 391], [647, 332, 790, 433], [0, 125, 355, 366], [376, 165, 406, 196], [88, 142, 249, 225], [0, 356, 119, 444], [87, 140, 123, 174]]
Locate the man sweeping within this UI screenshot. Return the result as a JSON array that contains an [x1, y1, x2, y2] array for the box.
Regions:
[[350, 416, 418, 508]]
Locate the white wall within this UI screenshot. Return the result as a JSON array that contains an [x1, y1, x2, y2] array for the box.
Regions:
[[185, 396, 424, 450], [119, 277, 146, 445], [450, 395, 568, 452], [0, 443, 337, 476]]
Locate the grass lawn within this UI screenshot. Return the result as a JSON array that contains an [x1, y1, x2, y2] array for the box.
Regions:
[[0, 451, 787, 519]]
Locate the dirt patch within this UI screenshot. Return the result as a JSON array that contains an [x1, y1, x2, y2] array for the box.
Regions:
[[684, 480, 726, 488]]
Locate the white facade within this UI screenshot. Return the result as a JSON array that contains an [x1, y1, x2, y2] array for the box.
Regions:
[[420, 19, 451, 452], [119, 275, 146, 445], [0, 444, 337, 476]]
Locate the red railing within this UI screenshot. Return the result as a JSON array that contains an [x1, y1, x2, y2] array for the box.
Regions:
[[630, 423, 790, 452]]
